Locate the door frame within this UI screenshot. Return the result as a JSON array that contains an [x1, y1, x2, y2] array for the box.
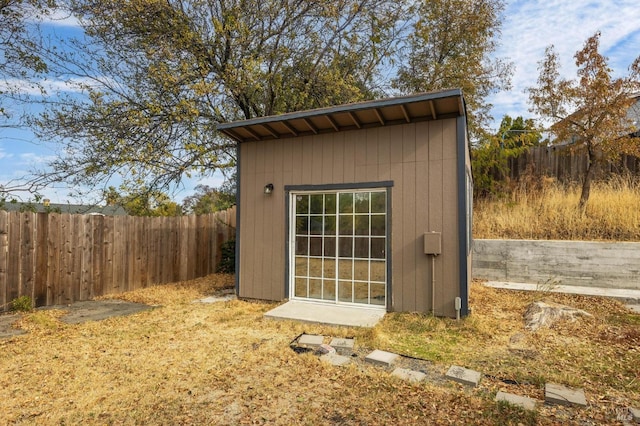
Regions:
[[284, 181, 393, 311]]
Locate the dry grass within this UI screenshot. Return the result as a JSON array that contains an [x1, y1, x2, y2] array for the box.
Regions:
[[1, 275, 639, 425], [474, 176, 640, 241]]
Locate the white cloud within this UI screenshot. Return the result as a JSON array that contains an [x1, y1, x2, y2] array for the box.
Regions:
[[0, 77, 98, 96], [488, 0, 640, 131]]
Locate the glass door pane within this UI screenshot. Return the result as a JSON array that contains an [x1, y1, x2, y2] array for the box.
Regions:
[[292, 189, 386, 307]]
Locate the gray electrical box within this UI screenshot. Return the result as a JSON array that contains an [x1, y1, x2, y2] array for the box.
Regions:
[[424, 232, 441, 255]]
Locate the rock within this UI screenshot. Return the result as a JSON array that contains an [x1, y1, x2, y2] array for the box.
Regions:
[[524, 301, 592, 331]]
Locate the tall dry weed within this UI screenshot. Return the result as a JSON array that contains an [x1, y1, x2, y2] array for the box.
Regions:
[[474, 175, 640, 241]]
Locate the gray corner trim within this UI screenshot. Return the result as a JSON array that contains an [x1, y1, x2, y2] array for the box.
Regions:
[[284, 190, 291, 299], [284, 181, 394, 192], [234, 150, 241, 296], [386, 186, 393, 312], [456, 115, 469, 316]]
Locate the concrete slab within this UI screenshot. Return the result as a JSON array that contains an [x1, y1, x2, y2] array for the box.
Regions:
[[320, 353, 352, 367], [264, 300, 385, 327], [445, 365, 482, 387], [545, 383, 587, 407], [0, 314, 26, 339], [298, 334, 324, 348], [329, 337, 355, 355], [365, 349, 399, 367], [485, 281, 640, 304], [627, 305, 640, 314], [628, 406, 640, 423], [391, 368, 427, 383], [496, 391, 537, 411]]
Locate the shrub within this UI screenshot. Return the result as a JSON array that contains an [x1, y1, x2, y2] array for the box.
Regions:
[[216, 239, 235, 273], [10, 295, 33, 312]]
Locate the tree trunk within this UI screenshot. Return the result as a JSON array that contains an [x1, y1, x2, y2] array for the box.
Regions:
[[578, 148, 598, 212]]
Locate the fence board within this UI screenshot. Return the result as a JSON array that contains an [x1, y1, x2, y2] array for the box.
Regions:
[[508, 146, 640, 182], [47, 214, 60, 305], [0, 208, 235, 311], [0, 212, 8, 310]]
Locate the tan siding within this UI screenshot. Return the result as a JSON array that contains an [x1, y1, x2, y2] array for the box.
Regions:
[[343, 131, 356, 182], [377, 127, 391, 180], [389, 159, 403, 311], [239, 119, 464, 315], [332, 133, 345, 183], [365, 128, 378, 181], [428, 120, 445, 315], [322, 134, 334, 183], [353, 130, 367, 182]]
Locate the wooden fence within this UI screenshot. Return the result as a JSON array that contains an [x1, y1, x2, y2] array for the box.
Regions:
[[0, 207, 236, 312], [507, 145, 640, 182]]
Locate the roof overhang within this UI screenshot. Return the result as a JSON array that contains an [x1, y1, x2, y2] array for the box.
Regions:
[[217, 89, 465, 143]]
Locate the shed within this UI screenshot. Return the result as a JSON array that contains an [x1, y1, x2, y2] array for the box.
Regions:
[[218, 89, 472, 318]]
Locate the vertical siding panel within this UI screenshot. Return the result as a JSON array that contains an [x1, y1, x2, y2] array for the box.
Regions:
[[20, 212, 35, 301], [46, 214, 60, 305], [301, 136, 314, 183], [332, 132, 345, 183], [311, 136, 323, 184], [428, 121, 444, 315], [343, 131, 356, 183], [263, 140, 277, 299], [239, 144, 254, 298], [377, 127, 391, 180], [290, 138, 303, 184], [271, 139, 285, 299], [282, 138, 295, 184], [390, 160, 403, 312], [401, 125, 417, 312], [441, 120, 459, 317], [321, 134, 333, 183], [365, 128, 378, 181], [414, 121, 430, 312], [353, 130, 367, 182], [0, 211, 7, 311], [34, 213, 48, 307]]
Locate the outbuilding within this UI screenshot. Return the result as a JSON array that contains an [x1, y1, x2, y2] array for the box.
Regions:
[[218, 89, 472, 318]]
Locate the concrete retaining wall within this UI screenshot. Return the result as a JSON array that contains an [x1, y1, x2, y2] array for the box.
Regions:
[[473, 239, 640, 290]]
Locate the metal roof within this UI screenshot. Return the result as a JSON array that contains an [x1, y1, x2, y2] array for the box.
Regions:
[[217, 89, 465, 143]]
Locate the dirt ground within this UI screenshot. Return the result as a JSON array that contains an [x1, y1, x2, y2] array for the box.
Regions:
[[0, 275, 638, 425]]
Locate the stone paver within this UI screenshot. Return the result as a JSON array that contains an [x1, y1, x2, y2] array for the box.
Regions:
[[545, 383, 587, 407], [298, 334, 324, 348], [629, 407, 640, 423], [496, 391, 537, 411], [364, 349, 399, 367], [315, 343, 336, 355], [329, 337, 355, 355], [445, 365, 482, 387], [320, 353, 352, 367], [391, 368, 427, 383]]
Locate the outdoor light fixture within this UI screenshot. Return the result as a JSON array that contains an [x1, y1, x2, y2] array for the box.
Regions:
[[264, 183, 274, 194]]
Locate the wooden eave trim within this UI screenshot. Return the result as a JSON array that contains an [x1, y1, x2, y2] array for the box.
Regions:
[[348, 112, 362, 129], [374, 108, 386, 125]]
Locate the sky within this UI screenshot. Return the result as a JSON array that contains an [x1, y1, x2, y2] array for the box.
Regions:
[[1, 0, 640, 204]]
